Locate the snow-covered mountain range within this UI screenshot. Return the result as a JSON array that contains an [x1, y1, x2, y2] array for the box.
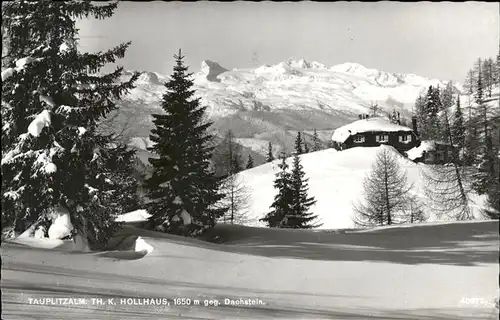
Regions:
[[117, 58, 460, 164]]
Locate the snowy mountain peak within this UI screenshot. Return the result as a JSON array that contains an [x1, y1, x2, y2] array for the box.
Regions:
[[137, 71, 161, 85], [197, 60, 228, 82], [283, 58, 312, 69], [330, 62, 377, 76]]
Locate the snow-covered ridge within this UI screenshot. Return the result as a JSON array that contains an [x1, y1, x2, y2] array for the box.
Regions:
[[123, 58, 455, 118]]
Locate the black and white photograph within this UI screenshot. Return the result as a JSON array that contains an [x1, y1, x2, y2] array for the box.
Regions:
[[1, 1, 499, 319]]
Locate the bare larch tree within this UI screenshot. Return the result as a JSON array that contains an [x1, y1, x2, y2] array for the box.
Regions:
[[353, 147, 414, 227]]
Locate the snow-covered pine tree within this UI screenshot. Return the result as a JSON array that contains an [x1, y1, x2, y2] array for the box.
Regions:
[[420, 86, 440, 140], [451, 95, 466, 156], [1, 1, 139, 247], [144, 49, 225, 236], [353, 147, 414, 227], [312, 128, 321, 152], [266, 141, 274, 162], [294, 132, 303, 155], [260, 154, 294, 228], [287, 152, 321, 229], [246, 154, 254, 169], [303, 140, 310, 154]]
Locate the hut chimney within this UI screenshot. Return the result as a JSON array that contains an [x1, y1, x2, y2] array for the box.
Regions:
[[411, 116, 418, 136]]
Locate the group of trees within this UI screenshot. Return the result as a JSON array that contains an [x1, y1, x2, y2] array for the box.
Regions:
[[1, 1, 232, 244], [266, 129, 323, 163], [362, 52, 500, 226], [0, 1, 324, 244], [260, 133, 322, 229]]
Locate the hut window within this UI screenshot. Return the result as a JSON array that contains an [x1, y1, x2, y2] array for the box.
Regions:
[[399, 134, 412, 143], [353, 135, 365, 143], [376, 134, 389, 143]]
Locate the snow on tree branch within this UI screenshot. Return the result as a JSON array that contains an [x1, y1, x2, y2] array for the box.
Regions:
[[27, 110, 51, 137]]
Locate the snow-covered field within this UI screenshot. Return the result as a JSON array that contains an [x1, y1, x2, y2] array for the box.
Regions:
[[237, 145, 487, 229], [2, 220, 498, 319]]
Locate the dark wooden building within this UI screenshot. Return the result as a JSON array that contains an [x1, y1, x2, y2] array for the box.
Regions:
[[331, 117, 420, 153]]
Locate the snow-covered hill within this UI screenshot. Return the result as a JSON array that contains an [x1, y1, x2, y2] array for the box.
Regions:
[[236, 145, 486, 229], [116, 58, 457, 164]]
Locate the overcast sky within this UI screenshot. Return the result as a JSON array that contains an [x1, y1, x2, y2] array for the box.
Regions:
[[77, 1, 499, 82]]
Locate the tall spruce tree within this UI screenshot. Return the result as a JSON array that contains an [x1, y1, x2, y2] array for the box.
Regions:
[[288, 153, 321, 228], [451, 95, 466, 155], [245, 154, 254, 169], [1, 1, 139, 247], [294, 132, 303, 154], [144, 49, 225, 236], [312, 128, 321, 152], [266, 141, 274, 162], [423, 86, 441, 140], [260, 154, 294, 228]]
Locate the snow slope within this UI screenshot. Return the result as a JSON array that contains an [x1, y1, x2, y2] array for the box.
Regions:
[[2, 220, 498, 319], [113, 59, 456, 165], [236, 145, 486, 229]]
